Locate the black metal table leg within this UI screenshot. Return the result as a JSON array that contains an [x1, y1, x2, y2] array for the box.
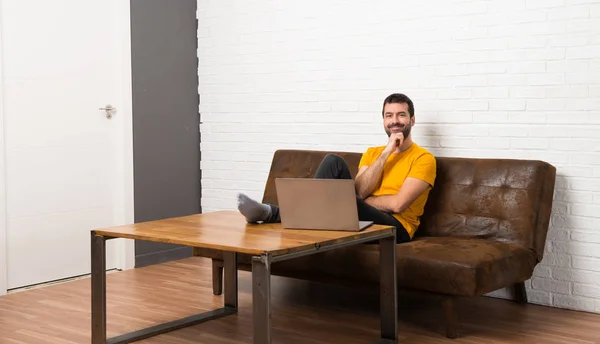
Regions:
[[378, 231, 398, 343], [91, 232, 107, 344], [252, 253, 272, 344], [224, 251, 238, 310]]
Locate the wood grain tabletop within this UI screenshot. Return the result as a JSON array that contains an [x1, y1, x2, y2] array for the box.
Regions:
[[93, 210, 395, 256]]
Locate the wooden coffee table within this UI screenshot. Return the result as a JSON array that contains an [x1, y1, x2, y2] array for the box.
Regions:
[[91, 210, 398, 343]]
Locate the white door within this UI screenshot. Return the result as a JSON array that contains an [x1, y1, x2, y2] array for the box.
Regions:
[[0, 0, 134, 290]]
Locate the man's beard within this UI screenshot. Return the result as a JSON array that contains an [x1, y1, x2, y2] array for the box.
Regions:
[[386, 123, 412, 139]]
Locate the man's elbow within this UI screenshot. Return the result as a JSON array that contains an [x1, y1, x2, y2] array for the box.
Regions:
[[355, 182, 369, 200], [392, 198, 409, 214], [357, 190, 370, 200]]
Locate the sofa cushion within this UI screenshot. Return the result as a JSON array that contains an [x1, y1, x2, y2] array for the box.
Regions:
[[253, 236, 537, 297], [395, 237, 537, 296]]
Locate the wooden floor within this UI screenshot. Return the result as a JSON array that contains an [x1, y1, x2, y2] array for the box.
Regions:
[[1, 257, 599, 344]]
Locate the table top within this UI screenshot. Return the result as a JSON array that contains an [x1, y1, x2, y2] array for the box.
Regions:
[[93, 210, 395, 256]]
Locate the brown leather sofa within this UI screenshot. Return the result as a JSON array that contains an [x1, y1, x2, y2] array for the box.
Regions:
[[194, 149, 556, 338]]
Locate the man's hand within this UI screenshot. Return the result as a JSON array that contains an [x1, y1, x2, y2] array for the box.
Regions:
[[383, 133, 404, 155]]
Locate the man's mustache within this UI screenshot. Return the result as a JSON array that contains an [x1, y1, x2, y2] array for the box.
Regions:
[[388, 124, 404, 129]]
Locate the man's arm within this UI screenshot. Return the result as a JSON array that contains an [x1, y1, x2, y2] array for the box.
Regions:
[[355, 132, 404, 199], [364, 177, 431, 213], [355, 153, 389, 199]]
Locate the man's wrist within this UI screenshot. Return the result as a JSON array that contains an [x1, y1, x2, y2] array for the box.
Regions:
[[379, 149, 392, 161]]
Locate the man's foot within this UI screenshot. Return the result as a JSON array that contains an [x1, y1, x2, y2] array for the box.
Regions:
[[237, 193, 271, 223]]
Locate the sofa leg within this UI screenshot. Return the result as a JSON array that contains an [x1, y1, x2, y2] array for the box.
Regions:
[[212, 259, 224, 296], [514, 282, 528, 304], [443, 296, 458, 339]]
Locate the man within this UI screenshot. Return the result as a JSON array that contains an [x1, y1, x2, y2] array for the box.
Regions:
[[237, 93, 436, 243]]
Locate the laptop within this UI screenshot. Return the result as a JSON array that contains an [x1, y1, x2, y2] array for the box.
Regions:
[[274, 178, 373, 231]]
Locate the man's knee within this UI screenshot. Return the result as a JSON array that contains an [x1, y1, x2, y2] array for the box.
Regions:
[[322, 153, 344, 166], [315, 153, 352, 180]]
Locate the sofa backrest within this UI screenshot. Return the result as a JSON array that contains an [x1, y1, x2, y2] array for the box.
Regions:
[[418, 157, 556, 263], [262, 149, 556, 263]]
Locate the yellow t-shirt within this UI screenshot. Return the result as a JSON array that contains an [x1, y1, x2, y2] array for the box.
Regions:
[[358, 143, 436, 238]]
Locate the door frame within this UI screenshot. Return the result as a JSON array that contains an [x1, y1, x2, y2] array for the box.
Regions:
[[116, 0, 136, 274], [0, 1, 7, 296], [0, 0, 135, 295]]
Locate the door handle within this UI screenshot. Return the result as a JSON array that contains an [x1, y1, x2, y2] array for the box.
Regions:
[[99, 105, 116, 119]]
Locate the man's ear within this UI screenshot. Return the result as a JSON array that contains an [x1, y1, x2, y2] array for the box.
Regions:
[[411, 116, 416, 126]]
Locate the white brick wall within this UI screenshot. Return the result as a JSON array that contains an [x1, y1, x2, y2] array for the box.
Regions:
[[198, 0, 600, 314]]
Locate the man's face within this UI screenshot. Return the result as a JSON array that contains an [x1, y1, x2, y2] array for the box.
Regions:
[[383, 102, 413, 138]]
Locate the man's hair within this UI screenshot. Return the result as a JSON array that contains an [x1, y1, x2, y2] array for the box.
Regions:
[[382, 93, 414, 118]]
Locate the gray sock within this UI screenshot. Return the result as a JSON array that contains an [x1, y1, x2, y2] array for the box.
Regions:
[[237, 193, 271, 223]]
